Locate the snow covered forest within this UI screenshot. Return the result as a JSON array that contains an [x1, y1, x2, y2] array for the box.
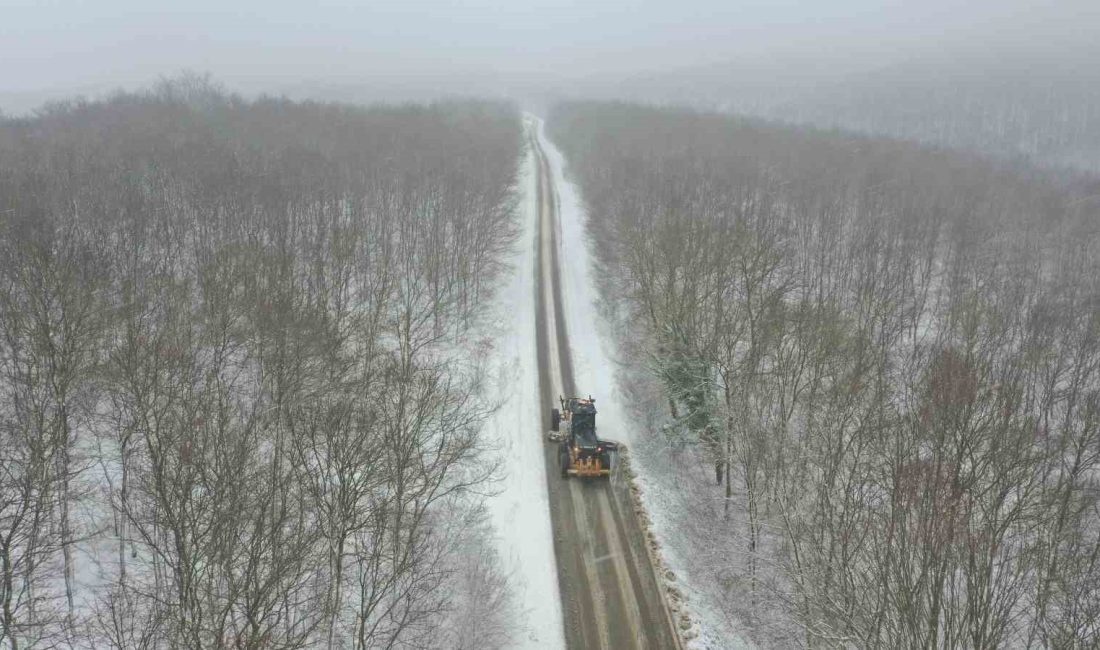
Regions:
[[590, 51, 1100, 174], [761, 56, 1100, 173], [549, 102, 1100, 648], [0, 77, 523, 649]]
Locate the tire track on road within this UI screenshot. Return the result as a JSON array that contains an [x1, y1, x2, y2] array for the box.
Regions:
[[529, 120, 681, 650]]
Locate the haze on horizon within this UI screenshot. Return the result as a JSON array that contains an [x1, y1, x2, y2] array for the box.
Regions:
[[2, 0, 1098, 112]]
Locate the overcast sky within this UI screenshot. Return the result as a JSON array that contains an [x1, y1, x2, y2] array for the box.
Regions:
[[2, 0, 1097, 102]]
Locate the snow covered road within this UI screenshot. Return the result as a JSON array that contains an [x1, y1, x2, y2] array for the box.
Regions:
[[529, 117, 682, 650], [484, 115, 683, 649], [481, 121, 564, 649]]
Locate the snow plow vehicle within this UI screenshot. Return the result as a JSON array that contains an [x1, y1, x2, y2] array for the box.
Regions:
[[549, 396, 619, 478]]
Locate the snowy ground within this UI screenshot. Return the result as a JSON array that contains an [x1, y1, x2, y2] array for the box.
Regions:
[[481, 119, 565, 649]]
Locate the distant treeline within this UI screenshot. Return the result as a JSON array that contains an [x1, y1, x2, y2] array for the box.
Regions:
[[549, 102, 1100, 648], [0, 77, 522, 648], [602, 54, 1100, 173], [766, 58, 1100, 173]]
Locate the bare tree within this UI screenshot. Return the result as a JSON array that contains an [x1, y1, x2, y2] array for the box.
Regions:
[[549, 101, 1100, 648]]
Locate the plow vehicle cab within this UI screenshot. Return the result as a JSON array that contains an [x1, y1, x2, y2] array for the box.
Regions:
[[550, 396, 619, 478]]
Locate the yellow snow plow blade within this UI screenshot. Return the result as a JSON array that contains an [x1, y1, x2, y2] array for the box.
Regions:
[[567, 456, 610, 477]]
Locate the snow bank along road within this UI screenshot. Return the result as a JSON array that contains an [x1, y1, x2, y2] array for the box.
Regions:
[[529, 120, 682, 650]]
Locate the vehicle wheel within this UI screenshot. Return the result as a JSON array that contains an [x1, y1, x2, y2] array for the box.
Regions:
[[560, 446, 570, 478], [551, 408, 560, 432]]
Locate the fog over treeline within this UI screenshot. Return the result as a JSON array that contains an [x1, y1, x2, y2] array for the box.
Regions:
[[3, 1, 1097, 105], [5, 2, 1099, 170]]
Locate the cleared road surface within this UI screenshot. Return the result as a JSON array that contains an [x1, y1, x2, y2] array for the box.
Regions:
[[528, 123, 682, 650]]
